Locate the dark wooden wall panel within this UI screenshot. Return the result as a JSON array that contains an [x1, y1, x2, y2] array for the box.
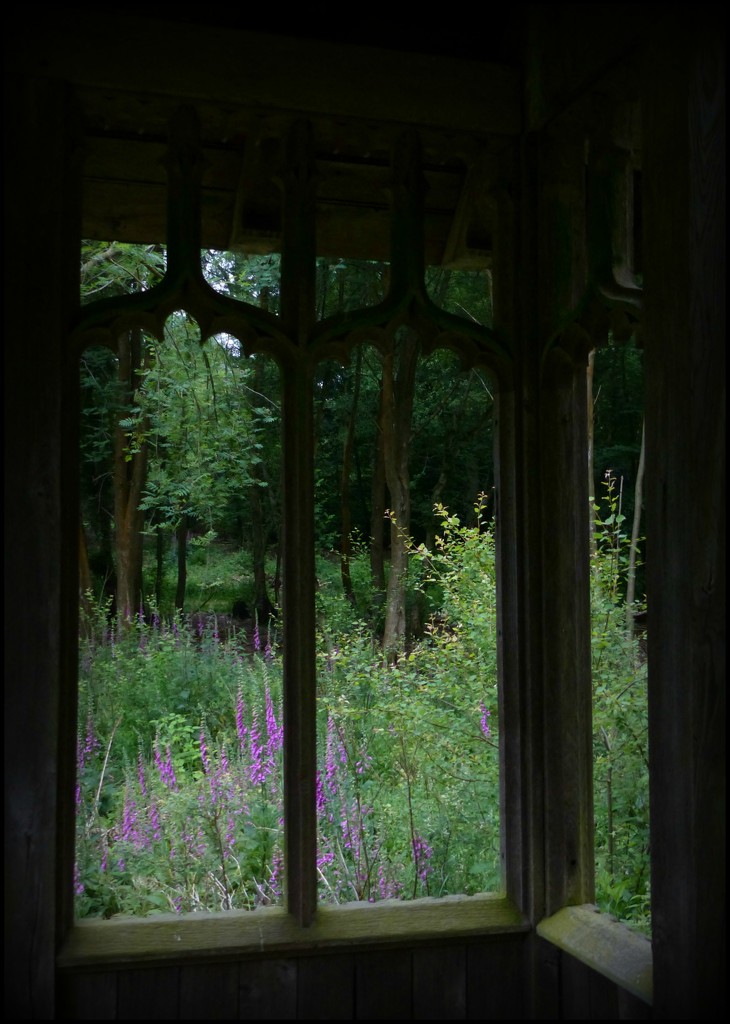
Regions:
[[179, 962, 240, 1019], [561, 954, 619, 1020], [55, 942, 656, 1020], [117, 966, 181, 1020], [467, 940, 527, 1019], [412, 945, 467, 1020], [297, 953, 355, 1020], [560, 952, 653, 1021], [57, 971, 118, 1020], [238, 957, 297, 1020], [355, 949, 413, 1019], [617, 987, 653, 1021]]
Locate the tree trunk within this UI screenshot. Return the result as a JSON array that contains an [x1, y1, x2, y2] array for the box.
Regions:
[[587, 348, 597, 555], [78, 519, 92, 598], [626, 418, 646, 628], [174, 515, 188, 613], [155, 525, 165, 610], [369, 377, 387, 601], [381, 328, 419, 656], [78, 519, 94, 635], [113, 327, 149, 623], [250, 355, 275, 621], [340, 346, 363, 604]]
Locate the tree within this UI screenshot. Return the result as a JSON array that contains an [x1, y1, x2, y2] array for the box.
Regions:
[[79, 242, 166, 620]]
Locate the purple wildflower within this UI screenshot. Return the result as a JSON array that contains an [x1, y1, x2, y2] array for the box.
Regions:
[[236, 689, 248, 753], [479, 702, 491, 739], [154, 739, 178, 791], [200, 727, 210, 775], [412, 832, 433, 887], [121, 786, 147, 849], [316, 769, 326, 817], [268, 847, 283, 899], [248, 710, 268, 785], [224, 815, 236, 858], [149, 799, 162, 842], [265, 686, 284, 755], [137, 750, 147, 796]]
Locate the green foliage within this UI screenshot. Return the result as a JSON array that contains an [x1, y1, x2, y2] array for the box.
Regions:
[[590, 479, 649, 934], [76, 247, 647, 929], [76, 488, 649, 926]]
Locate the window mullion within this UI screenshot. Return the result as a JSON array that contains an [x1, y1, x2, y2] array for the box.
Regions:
[[281, 361, 318, 926], [279, 119, 319, 927]]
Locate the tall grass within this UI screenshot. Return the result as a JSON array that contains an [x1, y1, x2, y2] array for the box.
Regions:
[[75, 498, 648, 933]]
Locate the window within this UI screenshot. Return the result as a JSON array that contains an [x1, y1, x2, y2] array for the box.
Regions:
[[66, 107, 521, 954]]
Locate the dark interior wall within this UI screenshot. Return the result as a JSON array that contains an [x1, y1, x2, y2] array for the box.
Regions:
[[642, 18, 726, 1019], [4, 8, 725, 1020]]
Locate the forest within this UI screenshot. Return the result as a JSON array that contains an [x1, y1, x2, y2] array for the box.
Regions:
[[75, 242, 649, 932]]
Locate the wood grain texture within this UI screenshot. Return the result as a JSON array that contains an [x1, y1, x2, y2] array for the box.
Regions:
[[297, 953, 355, 1020], [238, 958, 297, 1020], [412, 945, 467, 1020], [355, 949, 413, 1020], [179, 962, 240, 1019], [117, 966, 181, 1019]]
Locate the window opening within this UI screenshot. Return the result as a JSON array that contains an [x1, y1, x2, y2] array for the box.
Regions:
[[314, 335, 500, 903], [71, 108, 510, 927], [588, 331, 650, 936], [76, 293, 285, 917]]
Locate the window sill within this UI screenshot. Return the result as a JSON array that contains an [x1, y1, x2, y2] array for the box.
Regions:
[[57, 893, 527, 969], [537, 904, 652, 1005]]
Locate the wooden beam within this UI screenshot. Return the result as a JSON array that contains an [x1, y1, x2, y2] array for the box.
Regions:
[[11, 13, 522, 139]]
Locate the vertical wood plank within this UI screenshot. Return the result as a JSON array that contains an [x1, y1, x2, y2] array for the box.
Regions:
[[537, 121, 596, 918], [466, 939, 527, 1020], [412, 945, 466, 1020], [238, 958, 297, 1020], [279, 119, 319, 928], [355, 949, 412, 1020], [617, 986, 653, 1020], [586, 963, 620, 1020], [56, 971, 118, 1020], [117, 966, 180, 1020], [642, 13, 725, 1019], [297, 953, 355, 1020], [4, 76, 83, 1021], [179, 962, 239, 1019], [526, 935, 561, 1019], [559, 954, 594, 1020]]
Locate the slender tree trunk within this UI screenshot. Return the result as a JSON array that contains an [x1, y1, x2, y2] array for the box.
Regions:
[[369, 377, 387, 600], [113, 327, 149, 623], [381, 328, 419, 656], [78, 519, 92, 599], [587, 348, 597, 555], [78, 519, 94, 635], [340, 346, 363, 604], [250, 355, 274, 620], [174, 514, 188, 613], [626, 418, 646, 628], [155, 525, 165, 610]]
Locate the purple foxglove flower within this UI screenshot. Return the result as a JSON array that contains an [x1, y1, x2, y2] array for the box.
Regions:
[[479, 702, 491, 739]]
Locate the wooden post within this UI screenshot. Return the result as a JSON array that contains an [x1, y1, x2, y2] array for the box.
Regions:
[[642, 15, 725, 1017], [278, 120, 319, 927], [4, 78, 83, 1018]]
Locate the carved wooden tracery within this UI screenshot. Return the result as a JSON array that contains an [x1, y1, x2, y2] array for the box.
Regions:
[[72, 105, 510, 926]]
